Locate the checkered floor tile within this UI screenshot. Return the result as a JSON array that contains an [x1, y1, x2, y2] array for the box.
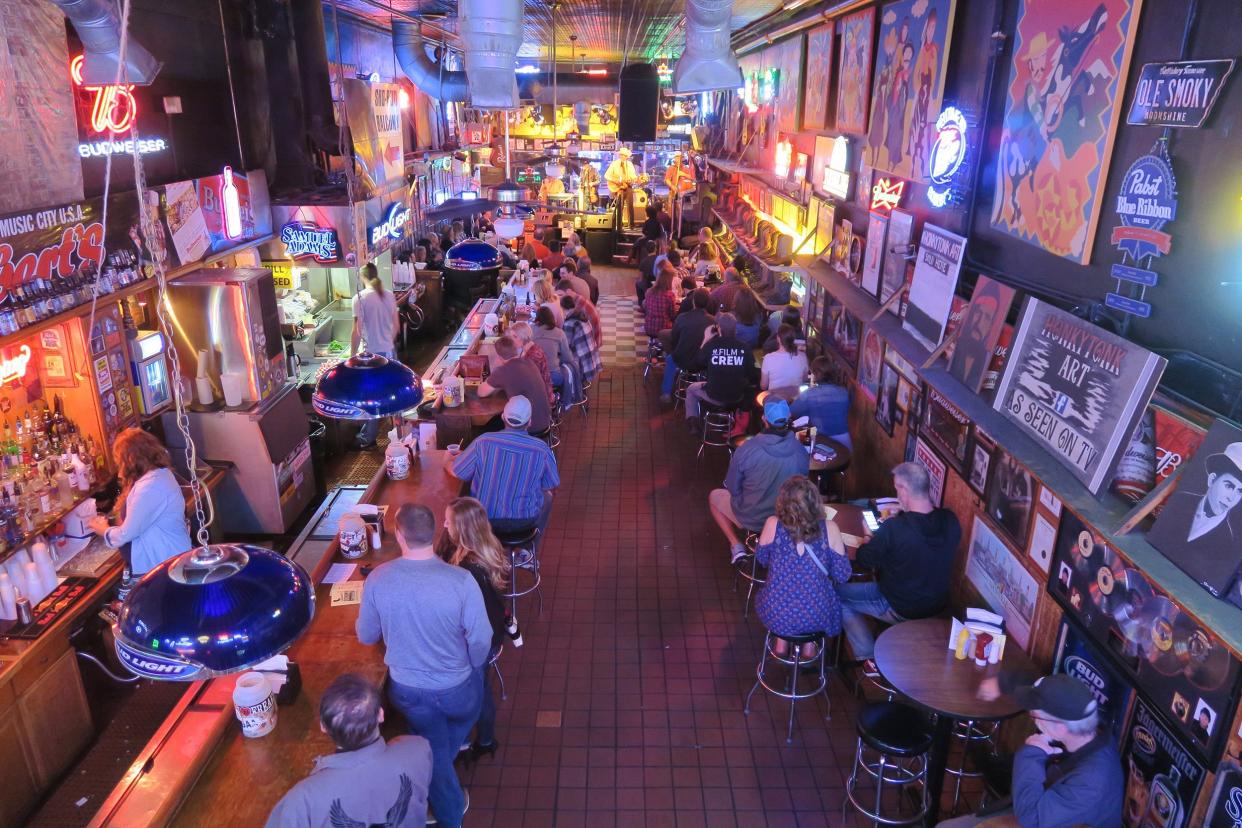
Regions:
[[591, 265, 649, 367]]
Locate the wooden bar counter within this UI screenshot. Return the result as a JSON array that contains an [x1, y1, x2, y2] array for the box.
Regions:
[[91, 450, 467, 828]]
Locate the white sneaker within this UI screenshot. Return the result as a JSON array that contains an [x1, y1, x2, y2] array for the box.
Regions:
[[730, 547, 748, 565]]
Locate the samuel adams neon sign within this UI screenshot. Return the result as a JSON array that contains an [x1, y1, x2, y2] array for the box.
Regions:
[[281, 222, 340, 263]]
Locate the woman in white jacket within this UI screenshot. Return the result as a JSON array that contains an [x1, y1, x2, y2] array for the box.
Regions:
[[88, 428, 192, 588]]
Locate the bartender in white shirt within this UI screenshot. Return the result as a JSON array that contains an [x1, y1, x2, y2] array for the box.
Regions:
[[88, 428, 192, 596]]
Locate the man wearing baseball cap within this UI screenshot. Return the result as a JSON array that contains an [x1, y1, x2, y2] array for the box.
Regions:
[[938, 674, 1122, 827], [709, 397, 809, 564], [451, 395, 560, 537]]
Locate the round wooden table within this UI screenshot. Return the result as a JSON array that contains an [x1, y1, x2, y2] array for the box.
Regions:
[[873, 618, 1036, 825]]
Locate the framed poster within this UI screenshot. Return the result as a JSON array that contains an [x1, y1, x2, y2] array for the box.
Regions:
[[836, 7, 875, 135], [913, 437, 948, 506], [985, 449, 1037, 551], [831, 219, 854, 279], [829, 307, 861, 370], [771, 34, 806, 134], [992, 298, 1166, 494], [1122, 699, 1206, 827], [903, 224, 966, 350], [965, 515, 1040, 650], [948, 276, 1018, 393], [860, 212, 889, 299], [863, 0, 958, 182], [803, 23, 835, 131], [1054, 619, 1136, 744], [1146, 420, 1242, 598], [880, 209, 915, 309], [858, 327, 885, 401], [1048, 509, 1242, 764], [875, 360, 899, 436], [921, 385, 972, 472], [815, 198, 836, 261], [990, 0, 1145, 264], [1152, 406, 1207, 486], [885, 348, 919, 385], [968, 433, 994, 496]]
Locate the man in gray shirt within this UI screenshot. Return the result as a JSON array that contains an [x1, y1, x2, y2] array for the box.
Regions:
[[265, 673, 432, 827], [357, 503, 492, 828]]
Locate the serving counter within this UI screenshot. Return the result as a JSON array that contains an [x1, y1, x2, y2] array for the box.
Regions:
[[89, 452, 468, 828]]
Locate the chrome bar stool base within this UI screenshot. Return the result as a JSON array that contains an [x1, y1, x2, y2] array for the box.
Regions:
[[743, 630, 831, 744], [845, 702, 933, 826], [493, 524, 543, 620]]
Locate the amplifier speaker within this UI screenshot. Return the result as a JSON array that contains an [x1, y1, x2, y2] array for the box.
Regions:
[[618, 63, 659, 143]]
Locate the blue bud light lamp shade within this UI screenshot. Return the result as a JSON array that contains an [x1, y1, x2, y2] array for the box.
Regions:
[[114, 544, 316, 680], [312, 352, 423, 420], [445, 238, 502, 270]]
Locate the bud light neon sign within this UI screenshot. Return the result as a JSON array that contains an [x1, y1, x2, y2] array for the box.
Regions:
[[370, 202, 411, 247]]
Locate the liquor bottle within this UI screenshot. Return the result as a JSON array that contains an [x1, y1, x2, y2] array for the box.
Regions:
[[1139, 765, 1182, 828], [54, 463, 73, 509]]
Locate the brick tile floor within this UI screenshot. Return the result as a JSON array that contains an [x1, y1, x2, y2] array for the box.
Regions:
[[458, 363, 876, 827]]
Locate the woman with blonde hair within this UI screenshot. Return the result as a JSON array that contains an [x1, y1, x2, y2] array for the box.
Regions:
[[88, 428, 192, 593], [531, 275, 564, 326], [444, 497, 509, 761], [753, 475, 852, 656]]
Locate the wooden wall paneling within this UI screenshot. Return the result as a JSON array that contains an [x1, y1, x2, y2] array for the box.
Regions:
[[17, 647, 93, 787]]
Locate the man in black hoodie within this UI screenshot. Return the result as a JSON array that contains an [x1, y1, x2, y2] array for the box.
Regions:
[[840, 462, 962, 672], [660, 288, 715, 403], [685, 313, 756, 433]]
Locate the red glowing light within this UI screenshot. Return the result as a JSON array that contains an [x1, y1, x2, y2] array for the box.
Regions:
[[70, 55, 139, 134], [870, 177, 907, 212]]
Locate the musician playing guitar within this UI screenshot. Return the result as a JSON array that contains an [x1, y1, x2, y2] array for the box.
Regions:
[[605, 146, 648, 228]]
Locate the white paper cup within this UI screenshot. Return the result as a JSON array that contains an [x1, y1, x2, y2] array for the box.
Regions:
[[221, 373, 246, 407]]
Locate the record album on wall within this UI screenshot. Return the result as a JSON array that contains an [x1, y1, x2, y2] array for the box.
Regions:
[[1048, 509, 1241, 763], [1146, 419, 1242, 600]]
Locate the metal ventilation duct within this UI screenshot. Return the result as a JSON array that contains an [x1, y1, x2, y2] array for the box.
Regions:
[[673, 0, 742, 94], [392, 19, 469, 102], [458, 0, 521, 109], [49, 0, 160, 85]]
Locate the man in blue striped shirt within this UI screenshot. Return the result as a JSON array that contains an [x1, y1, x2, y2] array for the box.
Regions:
[[450, 396, 559, 533]]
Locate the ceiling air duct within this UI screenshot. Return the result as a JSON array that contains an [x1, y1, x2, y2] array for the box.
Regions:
[[393, 19, 469, 102], [48, 0, 160, 85], [458, 0, 521, 109], [673, 0, 742, 94]]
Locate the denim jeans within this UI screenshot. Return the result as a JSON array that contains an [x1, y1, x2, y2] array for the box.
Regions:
[[661, 354, 679, 396], [388, 671, 483, 828], [357, 350, 396, 445], [837, 580, 905, 660]]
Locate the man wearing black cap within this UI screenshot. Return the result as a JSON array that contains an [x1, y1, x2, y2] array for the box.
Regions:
[[937, 674, 1123, 827]]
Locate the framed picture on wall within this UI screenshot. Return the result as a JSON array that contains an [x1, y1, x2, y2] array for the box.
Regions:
[[968, 432, 995, 496], [802, 23, 835, 131], [914, 437, 948, 507], [921, 385, 972, 472], [858, 327, 884, 401], [985, 449, 1037, 551], [815, 198, 836, 262], [835, 7, 875, 135], [875, 361, 899, 436]]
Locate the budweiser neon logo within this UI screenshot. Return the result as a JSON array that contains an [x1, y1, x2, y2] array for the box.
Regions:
[[70, 55, 138, 134], [0, 345, 32, 385]]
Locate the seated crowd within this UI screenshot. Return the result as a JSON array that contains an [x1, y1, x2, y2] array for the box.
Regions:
[[270, 222, 1121, 828]]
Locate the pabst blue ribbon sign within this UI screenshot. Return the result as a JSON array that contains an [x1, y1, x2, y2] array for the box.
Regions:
[[1106, 146, 1179, 318]]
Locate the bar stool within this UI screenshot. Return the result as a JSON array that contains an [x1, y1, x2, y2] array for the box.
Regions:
[[697, 401, 736, 458], [548, 391, 564, 449], [488, 645, 507, 701], [743, 630, 830, 744], [642, 339, 664, 383], [945, 719, 999, 815], [493, 524, 543, 618], [731, 531, 764, 619], [845, 702, 933, 826], [674, 370, 702, 410]]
